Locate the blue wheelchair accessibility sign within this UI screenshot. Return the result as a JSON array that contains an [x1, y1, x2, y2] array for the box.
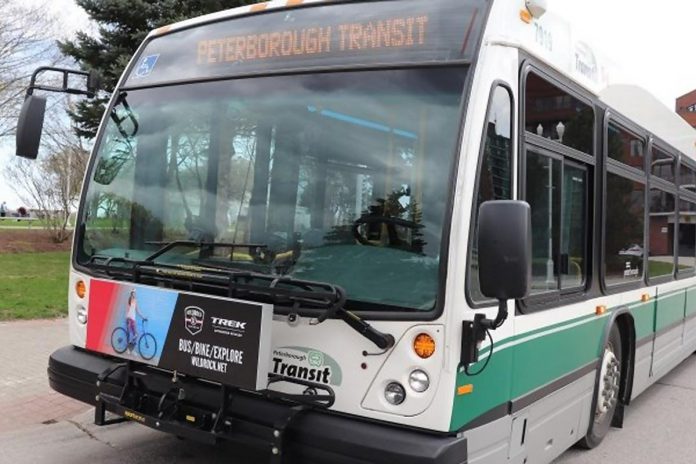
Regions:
[[134, 54, 160, 78]]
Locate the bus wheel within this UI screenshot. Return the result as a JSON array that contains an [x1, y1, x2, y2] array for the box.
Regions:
[[579, 324, 622, 449]]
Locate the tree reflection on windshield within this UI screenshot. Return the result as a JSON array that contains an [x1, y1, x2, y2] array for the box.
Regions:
[[78, 67, 467, 311]]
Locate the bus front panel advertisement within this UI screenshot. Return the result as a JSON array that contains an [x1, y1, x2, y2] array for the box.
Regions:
[[84, 279, 273, 390]]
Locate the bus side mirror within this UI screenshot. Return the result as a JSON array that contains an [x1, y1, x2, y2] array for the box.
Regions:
[[461, 201, 532, 369], [16, 95, 47, 160], [478, 200, 532, 302]]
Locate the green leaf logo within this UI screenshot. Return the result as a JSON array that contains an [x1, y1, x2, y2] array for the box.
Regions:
[[308, 350, 324, 368]]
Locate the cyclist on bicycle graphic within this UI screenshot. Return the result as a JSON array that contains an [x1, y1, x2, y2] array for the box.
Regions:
[[110, 289, 158, 360], [125, 290, 146, 350]]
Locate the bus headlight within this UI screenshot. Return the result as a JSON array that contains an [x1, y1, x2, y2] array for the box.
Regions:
[[76, 305, 87, 324], [408, 369, 430, 393], [384, 382, 406, 405]]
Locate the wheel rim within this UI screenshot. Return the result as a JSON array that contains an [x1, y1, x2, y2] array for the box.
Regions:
[[596, 344, 621, 421]]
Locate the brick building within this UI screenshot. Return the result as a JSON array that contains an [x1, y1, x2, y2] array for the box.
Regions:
[[676, 89, 696, 128]]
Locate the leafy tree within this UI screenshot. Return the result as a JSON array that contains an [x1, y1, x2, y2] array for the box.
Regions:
[[59, 0, 256, 138]]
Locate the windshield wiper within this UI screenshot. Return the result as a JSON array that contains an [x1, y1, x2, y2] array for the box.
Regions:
[[144, 240, 269, 262], [87, 255, 395, 350], [189, 259, 395, 350]]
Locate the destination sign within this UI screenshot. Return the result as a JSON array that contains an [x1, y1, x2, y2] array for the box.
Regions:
[[124, 0, 487, 86]]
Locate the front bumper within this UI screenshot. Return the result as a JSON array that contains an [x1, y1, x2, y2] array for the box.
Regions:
[[48, 346, 467, 464]]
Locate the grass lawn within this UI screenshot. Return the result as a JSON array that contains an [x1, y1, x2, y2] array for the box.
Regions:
[[0, 218, 50, 228], [0, 251, 70, 320], [648, 260, 690, 277]]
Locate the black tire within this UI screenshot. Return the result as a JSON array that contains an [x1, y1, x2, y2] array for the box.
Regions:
[[110, 327, 129, 354], [138, 333, 157, 360], [579, 324, 622, 449]]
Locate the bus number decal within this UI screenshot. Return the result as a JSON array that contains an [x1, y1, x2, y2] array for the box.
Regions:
[[534, 23, 553, 53]]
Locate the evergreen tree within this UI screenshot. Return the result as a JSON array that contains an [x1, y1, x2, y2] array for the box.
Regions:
[[59, 0, 255, 138]]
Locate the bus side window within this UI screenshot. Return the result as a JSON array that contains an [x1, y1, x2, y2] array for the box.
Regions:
[[525, 152, 588, 294], [468, 84, 513, 303], [678, 199, 696, 276], [604, 173, 646, 286]]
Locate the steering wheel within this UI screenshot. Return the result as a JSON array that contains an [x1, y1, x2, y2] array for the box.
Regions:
[[352, 215, 423, 246]]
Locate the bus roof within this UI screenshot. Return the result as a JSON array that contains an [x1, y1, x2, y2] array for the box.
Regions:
[[147, 0, 327, 38]]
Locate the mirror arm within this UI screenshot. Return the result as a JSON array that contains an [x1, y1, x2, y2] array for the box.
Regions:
[[27, 66, 98, 98], [482, 299, 508, 330], [460, 299, 509, 368]]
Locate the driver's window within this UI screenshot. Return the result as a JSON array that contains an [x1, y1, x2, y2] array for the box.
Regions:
[[468, 85, 514, 303]]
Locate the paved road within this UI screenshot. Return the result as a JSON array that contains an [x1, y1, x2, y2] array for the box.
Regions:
[[0, 318, 695, 463], [555, 354, 696, 464], [0, 319, 89, 433]]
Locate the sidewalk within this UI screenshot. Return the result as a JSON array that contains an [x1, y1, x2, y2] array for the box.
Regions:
[[0, 319, 89, 433]]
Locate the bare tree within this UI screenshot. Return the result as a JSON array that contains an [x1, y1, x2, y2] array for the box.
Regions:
[[5, 126, 89, 242], [1, 2, 90, 242], [0, 2, 60, 139]]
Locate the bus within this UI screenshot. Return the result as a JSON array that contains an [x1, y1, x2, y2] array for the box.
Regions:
[[15, 0, 696, 463]]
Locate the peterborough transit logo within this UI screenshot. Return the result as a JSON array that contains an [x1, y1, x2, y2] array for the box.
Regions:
[[184, 306, 205, 336], [272, 347, 343, 386]]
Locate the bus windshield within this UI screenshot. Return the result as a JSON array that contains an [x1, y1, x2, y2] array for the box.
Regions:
[[77, 67, 467, 312]]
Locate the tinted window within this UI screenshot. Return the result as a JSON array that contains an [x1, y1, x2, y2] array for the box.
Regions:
[[651, 148, 675, 183], [680, 163, 696, 192], [79, 68, 468, 311], [648, 189, 674, 279], [525, 73, 594, 154], [525, 151, 588, 295], [678, 199, 696, 275], [561, 164, 587, 289], [527, 151, 561, 294], [470, 86, 513, 302], [607, 123, 644, 170], [604, 173, 645, 285]]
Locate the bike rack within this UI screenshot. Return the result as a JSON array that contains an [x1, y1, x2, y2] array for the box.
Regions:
[[94, 362, 131, 426], [94, 362, 335, 463]]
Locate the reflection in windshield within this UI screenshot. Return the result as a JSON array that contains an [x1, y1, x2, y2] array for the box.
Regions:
[[79, 68, 467, 311]]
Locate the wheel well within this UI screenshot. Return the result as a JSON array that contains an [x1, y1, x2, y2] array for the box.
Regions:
[[613, 313, 636, 405]]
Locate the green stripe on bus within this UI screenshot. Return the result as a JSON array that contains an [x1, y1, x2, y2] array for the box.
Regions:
[[655, 291, 686, 332], [451, 287, 696, 431], [630, 300, 655, 340], [687, 288, 696, 318], [450, 315, 605, 431]]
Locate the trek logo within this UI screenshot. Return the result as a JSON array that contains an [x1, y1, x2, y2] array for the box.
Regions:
[[211, 316, 247, 337], [184, 306, 205, 336]]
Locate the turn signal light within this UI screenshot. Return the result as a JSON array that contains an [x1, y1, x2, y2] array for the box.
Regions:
[[520, 9, 532, 23], [75, 280, 86, 299], [414, 333, 436, 359]]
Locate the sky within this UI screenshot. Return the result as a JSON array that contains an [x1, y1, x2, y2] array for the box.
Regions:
[[1, 0, 696, 209], [551, 1, 696, 107]]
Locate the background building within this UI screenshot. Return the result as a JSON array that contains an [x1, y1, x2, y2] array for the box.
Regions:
[[676, 89, 696, 128]]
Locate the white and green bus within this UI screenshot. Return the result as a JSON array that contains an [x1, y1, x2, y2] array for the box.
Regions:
[[16, 0, 696, 462]]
